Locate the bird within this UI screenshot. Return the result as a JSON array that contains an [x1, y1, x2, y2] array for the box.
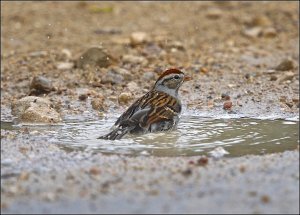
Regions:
[[98, 68, 191, 140]]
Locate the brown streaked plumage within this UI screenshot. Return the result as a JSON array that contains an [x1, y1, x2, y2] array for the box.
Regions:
[[98, 68, 191, 140]]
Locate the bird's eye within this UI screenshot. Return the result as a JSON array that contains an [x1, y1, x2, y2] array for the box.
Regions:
[[174, 75, 180, 79]]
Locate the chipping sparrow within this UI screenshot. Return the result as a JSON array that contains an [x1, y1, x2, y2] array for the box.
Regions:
[[98, 68, 191, 140]]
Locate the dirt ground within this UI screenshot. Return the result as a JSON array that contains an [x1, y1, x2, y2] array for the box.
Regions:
[[1, 1, 299, 214]]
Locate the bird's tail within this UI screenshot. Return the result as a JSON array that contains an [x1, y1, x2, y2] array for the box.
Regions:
[[97, 125, 130, 140]]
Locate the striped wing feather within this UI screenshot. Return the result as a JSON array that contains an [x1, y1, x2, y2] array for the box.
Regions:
[[115, 90, 179, 128]]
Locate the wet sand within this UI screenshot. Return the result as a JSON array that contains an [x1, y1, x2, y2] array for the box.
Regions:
[[1, 137, 299, 213]]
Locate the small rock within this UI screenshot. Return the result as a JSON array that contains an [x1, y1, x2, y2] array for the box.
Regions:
[[285, 102, 293, 108], [197, 156, 209, 166], [200, 67, 208, 74], [262, 27, 277, 38], [208, 146, 229, 158], [102, 70, 124, 85], [122, 55, 148, 65], [182, 168, 193, 177], [78, 94, 88, 101], [261, 195, 271, 204], [292, 98, 299, 105], [239, 165, 246, 173], [29, 51, 47, 57], [19, 172, 30, 181], [243, 27, 262, 38], [76, 47, 114, 69], [91, 98, 105, 111], [1, 159, 13, 166], [130, 32, 149, 45], [221, 93, 231, 100], [279, 96, 287, 103], [29, 76, 55, 96], [127, 81, 140, 92], [142, 71, 156, 81], [277, 71, 295, 83], [206, 8, 222, 19], [11, 96, 51, 117], [43, 192, 56, 202], [56, 62, 74, 70], [223, 101, 233, 110], [250, 15, 272, 27], [118, 92, 133, 105], [112, 37, 131, 45], [89, 167, 101, 175], [166, 41, 185, 51], [275, 59, 295, 71], [111, 67, 133, 81], [270, 75, 277, 81], [61, 49, 72, 59], [11, 96, 62, 123], [21, 105, 62, 123]]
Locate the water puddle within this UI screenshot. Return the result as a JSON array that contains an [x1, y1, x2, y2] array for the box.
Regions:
[[1, 116, 299, 157]]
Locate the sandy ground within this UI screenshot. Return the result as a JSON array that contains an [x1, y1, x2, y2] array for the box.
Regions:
[[1, 138, 299, 214], [1, 1, 299, 214]]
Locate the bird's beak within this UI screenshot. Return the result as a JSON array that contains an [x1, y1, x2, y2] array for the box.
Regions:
[[184, 75, 192, 81]]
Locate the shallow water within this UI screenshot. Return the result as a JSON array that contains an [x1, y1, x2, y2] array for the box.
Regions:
[[1, 116, 299, 157]]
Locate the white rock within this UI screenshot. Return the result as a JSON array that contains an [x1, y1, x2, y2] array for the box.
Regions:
[[56, 62, 74, 70], [208, 146, 229, 158], [130, 32, 149, 45]]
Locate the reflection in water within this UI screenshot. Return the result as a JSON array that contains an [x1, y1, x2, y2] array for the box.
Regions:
[[1, 117, 299, 157]]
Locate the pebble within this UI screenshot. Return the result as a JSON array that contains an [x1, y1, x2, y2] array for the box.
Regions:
[[262, 27, 277, 38], [221, 93, 231, 100], [43, 192, 56, 202], [78, 94, 88, 101], [11, 96, 51, 117], [206, 8, 223, 19], [76, 47, 113, 69], [20, 105, 62, 123], [250, 15, 272, 27], [197, 156, 209, 166], [142, 71, 156, 81], [275, 59, 295, 71], [102, 70, 124, 85], [127, 81, 140, 92], [111, 67, 133, 81], [277, 71, 295, 84], [243, 27, 262, 38], [208, 146, 229, 158], [130, 32, 149, 45], [91, 98, 105, 111], [223, 101, 233, 110], [181, 168, 193, 177], [122, 55, 148, 65], [56, 62, 74, 70], [118, 92, 133, 105], [270, 75, 278, 81], [1, 159, 13, 166], [29, 51, 47, 57], [89, 167, 101, 175], [11, 96, 62, 123], [61, 49, 72, 59], [166, 41, 185, 51], [29, 76, 55, 96], [18, 172, 30, 181]]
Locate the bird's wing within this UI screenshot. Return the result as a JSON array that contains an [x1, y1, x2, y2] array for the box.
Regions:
[[115, 90, 179, 127], [140, 95, 179, 127], [114, 91, 155, 126]]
